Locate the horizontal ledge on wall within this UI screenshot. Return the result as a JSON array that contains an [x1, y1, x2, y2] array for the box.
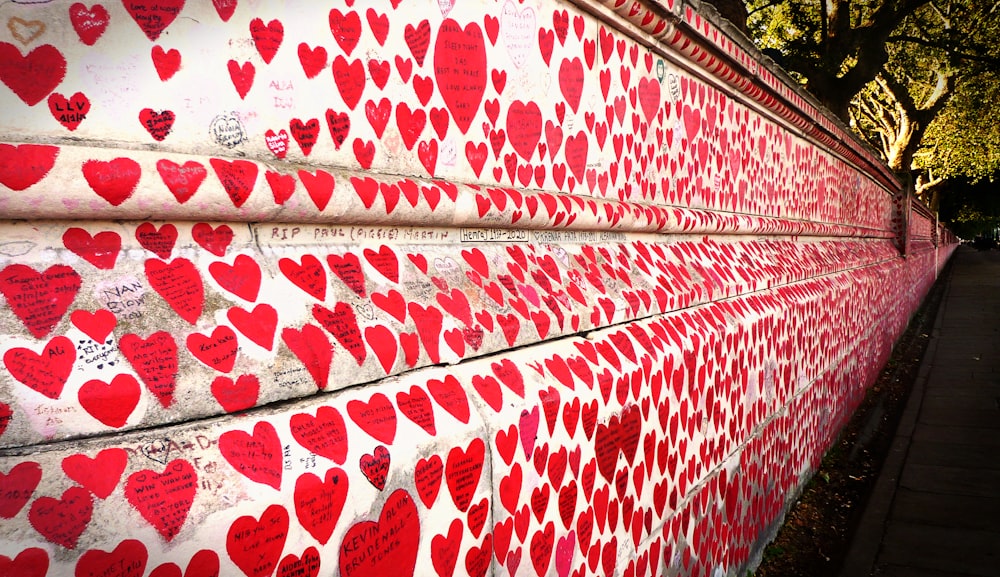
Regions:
[[1, 141, 897, 238]]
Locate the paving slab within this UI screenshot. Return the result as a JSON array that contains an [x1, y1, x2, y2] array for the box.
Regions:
[[905, 439, 1000, 470], [890, 488, 1000, 532], [879, 523, 1000, 576]]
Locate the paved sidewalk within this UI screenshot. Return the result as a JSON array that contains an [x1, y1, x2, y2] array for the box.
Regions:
[[841, 246, 1000, 577]]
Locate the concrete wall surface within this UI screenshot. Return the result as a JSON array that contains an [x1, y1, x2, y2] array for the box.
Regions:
[[0, 1, 955, 576]]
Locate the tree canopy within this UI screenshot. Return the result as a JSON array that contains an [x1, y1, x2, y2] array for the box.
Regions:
[[743, 0, 1000, 210]]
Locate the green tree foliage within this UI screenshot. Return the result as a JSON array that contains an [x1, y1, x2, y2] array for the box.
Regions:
[[745, 0, 1000, 211]]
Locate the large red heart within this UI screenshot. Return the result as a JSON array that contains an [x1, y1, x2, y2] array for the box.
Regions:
[[119, 331, 178, 408], [0, 143, 59, 191], [227, 504, 288, 577], [312, 302, 367, 366], [363, 245, 399, 283], [124, 459, 197, 541], [76, 539, 146, 577], [134, 223, 177, 260], [3, 336, 75, 399], [211, 374, 259, 412], [69, 309, 118, 344], [0, 547, 48, 577], [279, 255, 326, 301], [27, 486, 93, 548], [347, 392, 397, 445], [69, 3, 110, 45], [0, 42, 66, 106], [59, 228, 118, 272], [338, 489, 419, 577], [186, 326, 239, 373], [145, 258, 204, 324], [0, 461, 41, 519], [227, 303, 277, 350], [294, 467, 348, 545], [336, 59, 367, 113], [219, 421, 283, 489], [0, 264, 81, 338], [445, 437, 485, 512], [289, 405, 348, 463], [431, 519, 462, 577], [249, 17, 283, 64], [191, 223, 233, 256], [82, 157, 142, 206], [396, 385, 436, 435], [156, 159, 206, 203], [277, 547, 320, 577], [281, 324, 333, 389], [507, 100, 543, 161], [328, 8, 361, 55], [61, 448, 127, 500], [414, 454, 443, 508], [48, 91, 91, 131], [78, 374, 141, 428], [209, 158, 258, 207], [327, 252, 367, 297], [427, 374, 470, 424], [433, 19, 487, 134], [210, 255, 262, 301], [151, 45, 181, 81]]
